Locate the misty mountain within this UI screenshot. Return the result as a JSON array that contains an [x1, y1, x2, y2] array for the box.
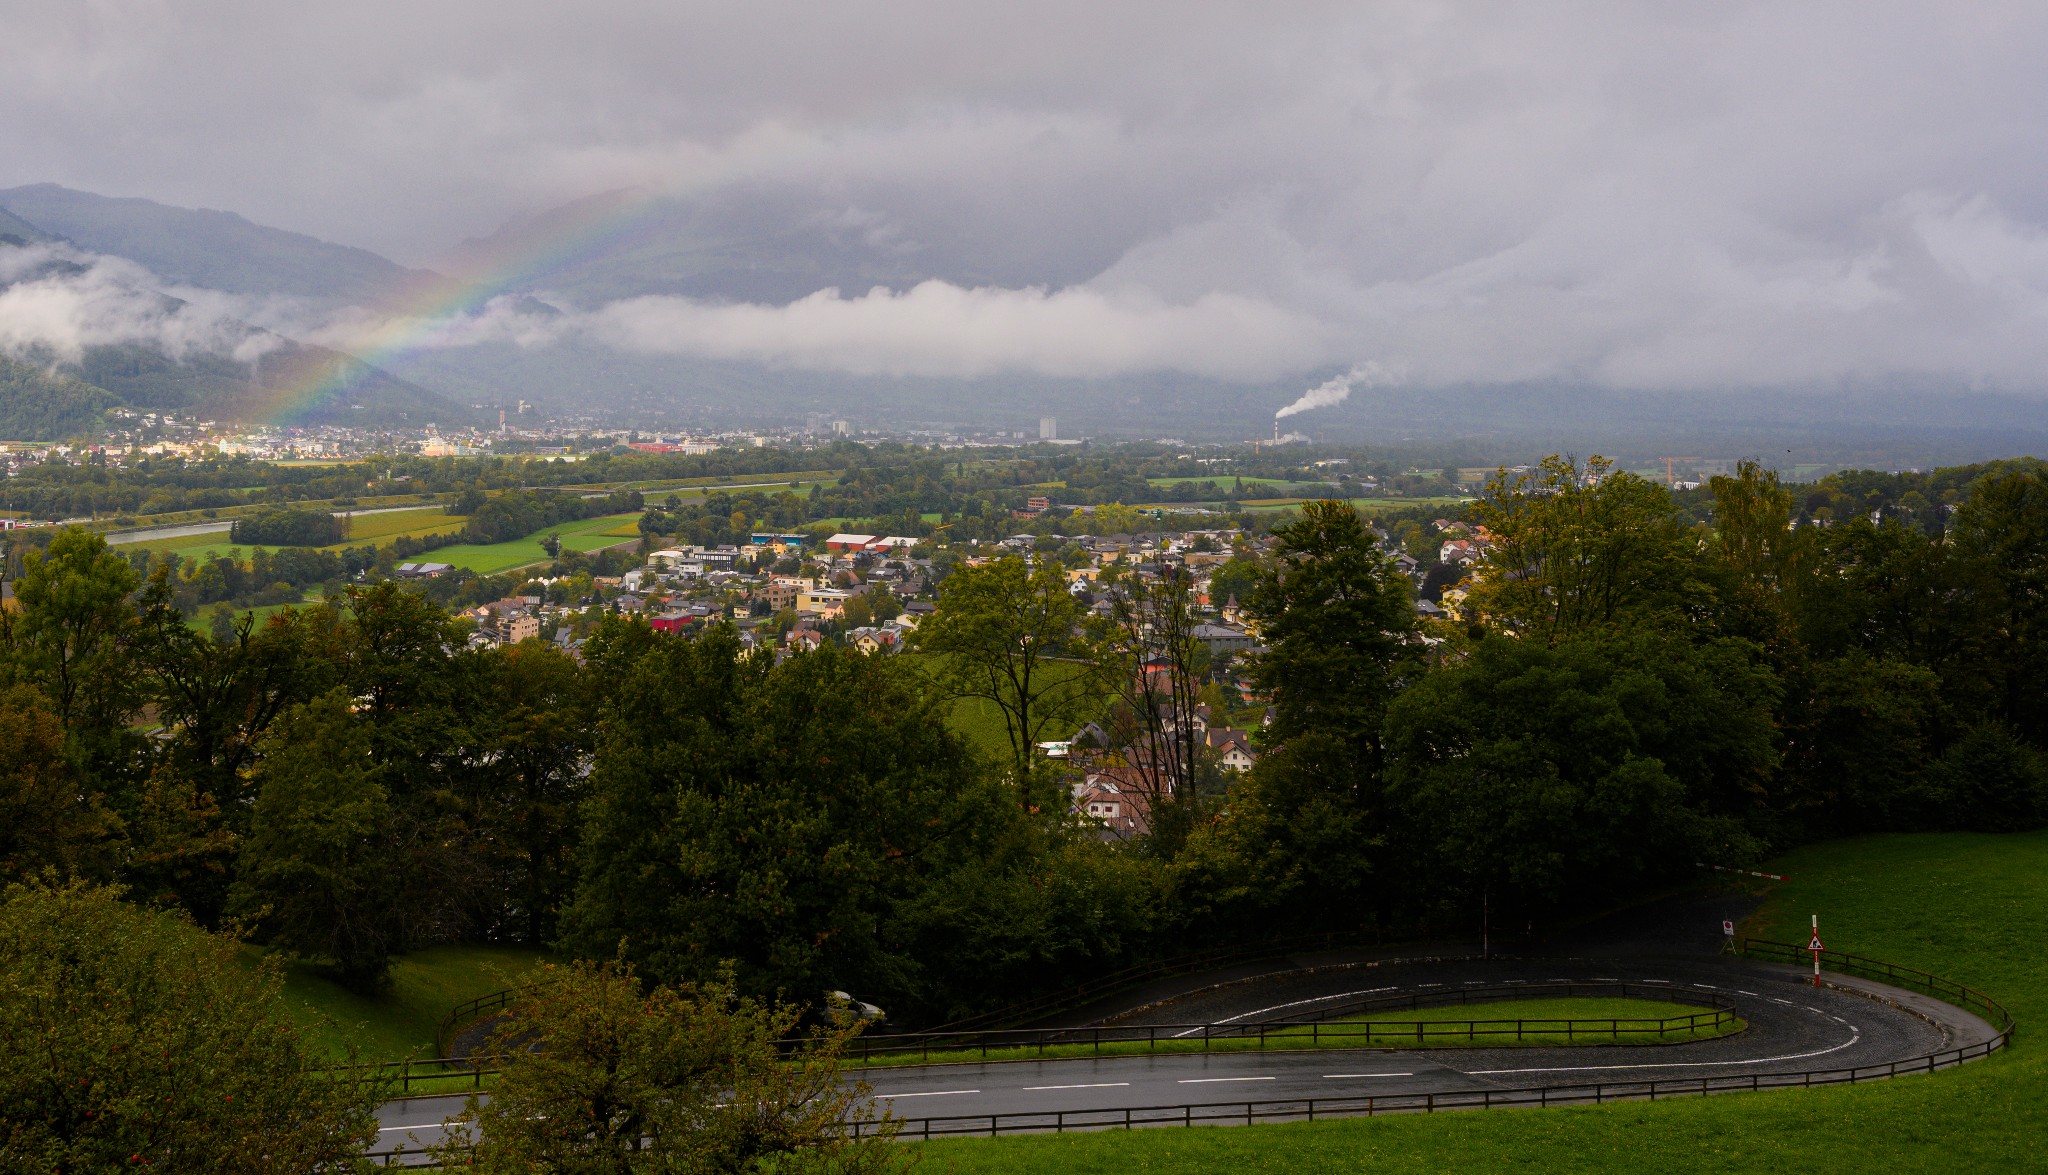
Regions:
[[71, 338, 467, 428], [0, 234, 469, 432], [0, 184, 439, 306], [446, 184, 1106, 308], [0, 204, 52, 247]]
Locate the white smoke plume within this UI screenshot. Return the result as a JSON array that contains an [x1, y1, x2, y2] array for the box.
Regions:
[[1275, 361, 1393, 420]]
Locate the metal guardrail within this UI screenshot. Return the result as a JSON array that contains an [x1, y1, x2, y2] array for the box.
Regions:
[[430, 929, 1404, 1054], [370, 945, 2016, 1164], [435, 988, 522, 1057], [333, 1056, 505, 1098], [850, 1035, 2009, 1141], [1740, 939, 2017, 1036], [825, 981, 1736, 1063]]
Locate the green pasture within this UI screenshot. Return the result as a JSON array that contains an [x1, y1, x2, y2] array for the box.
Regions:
[[1146, 476, 1292, 489], [921, 830, 2048, 1172], [425, 511, 643, 575]]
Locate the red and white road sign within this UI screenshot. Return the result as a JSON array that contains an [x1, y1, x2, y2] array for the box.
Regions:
[[1723, 920, 1736, 936], [1809, 934, 1825, 951]]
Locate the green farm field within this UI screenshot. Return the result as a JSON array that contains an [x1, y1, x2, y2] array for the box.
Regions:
[[426, 511, 643, 575], [920, 831, 2048, 1173], [1145, 475, 1293, 489], [123, 507, 468, 562]]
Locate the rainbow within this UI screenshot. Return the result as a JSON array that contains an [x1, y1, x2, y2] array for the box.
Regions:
[[254, 186, 667, 424]]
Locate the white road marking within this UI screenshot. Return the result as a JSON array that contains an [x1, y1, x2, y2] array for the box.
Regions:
[[1179, 1077, 1276, 1084], [1023, 1083, 1130, 1091], [1465, 1026, 1862, 1075], [1736, 991, 1759, 997], [1323, 1072, 1414, 1078], [875, 1089, 979, 1098], [1169, 985, 1397, 1038]]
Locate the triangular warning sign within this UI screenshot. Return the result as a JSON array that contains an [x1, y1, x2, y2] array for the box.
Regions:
[[1809, 935, 1825, 951]]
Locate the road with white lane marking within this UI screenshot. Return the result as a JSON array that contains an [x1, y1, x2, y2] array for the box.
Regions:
[[368, 955, 1998, 1159]]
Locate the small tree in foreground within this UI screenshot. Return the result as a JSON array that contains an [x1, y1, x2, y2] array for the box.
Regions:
[[0, 881, 384, 1173], [431, 960, 907, 1174]]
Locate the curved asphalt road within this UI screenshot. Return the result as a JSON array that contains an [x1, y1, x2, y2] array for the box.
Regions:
[[841, 955, 1990, 1128], [370, 954, 1997, 1159]]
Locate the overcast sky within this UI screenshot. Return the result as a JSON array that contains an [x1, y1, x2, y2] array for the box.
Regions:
[[7, 1, 2048, 392]]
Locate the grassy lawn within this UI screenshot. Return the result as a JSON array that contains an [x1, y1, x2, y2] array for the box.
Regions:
[[427, 512, 642, 575], [1146, 476, 1292, 489], [266, 943, 550, 1064], [919, 831, 2048, 1172], [851, 998, 1737, 1068]]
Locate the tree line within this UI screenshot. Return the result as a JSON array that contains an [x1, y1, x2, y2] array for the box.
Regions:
[[5, 456, 2047, 1019]]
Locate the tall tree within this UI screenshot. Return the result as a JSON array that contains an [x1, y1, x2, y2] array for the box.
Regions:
[[0, 688, 123, 884], [1174, 501, 1421, 937], [1246, 499, 1418, 765], [914, 554, 1095, 796], [561, 634, 1010, 1013], [0, 881, 383, 1173], [1087, 564, 1211, 857], [1382, 630, 1776, 916], [0, 528, 141, 730], [1467, 456, 1702, 642], [228, 689, 403, 991], [470, 642, 595, 944], [1951, 466, 2048, 744]]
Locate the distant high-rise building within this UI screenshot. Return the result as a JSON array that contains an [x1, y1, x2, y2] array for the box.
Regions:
[[1039, 416, 1058, 440], [832, 420, 851, 436], [805, 413, 827, 433]]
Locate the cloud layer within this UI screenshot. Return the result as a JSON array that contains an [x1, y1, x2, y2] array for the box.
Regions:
[[0, 244, 279, 364], [7, 2, 2048, 394]]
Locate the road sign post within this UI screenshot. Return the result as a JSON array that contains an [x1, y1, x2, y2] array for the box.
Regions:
[[1808, 914, 1825, 988]]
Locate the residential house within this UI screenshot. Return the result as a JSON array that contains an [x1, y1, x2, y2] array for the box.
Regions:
[[1190, 622, 1259, 656], [798, 586, 851, 618], [1207, 727, 1258, 773], [1071, 772, 1150, 840]]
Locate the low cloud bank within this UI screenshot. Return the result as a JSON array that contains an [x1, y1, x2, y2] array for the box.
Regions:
[[0, 244, 282, 365]]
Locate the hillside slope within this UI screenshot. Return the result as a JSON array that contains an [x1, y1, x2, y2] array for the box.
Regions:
[[0, 204, 51, 246], [0, 183, 439, 305], [0, 355, 121, 440]]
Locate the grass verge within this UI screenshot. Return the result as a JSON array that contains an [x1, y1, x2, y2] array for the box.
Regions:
[[847, 998, 1738, 1069], [917, 830, 2048, 1172], [264, 943, 549, 1064]]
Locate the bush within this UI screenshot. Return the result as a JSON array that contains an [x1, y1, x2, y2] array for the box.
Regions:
[[0, 882, 383, 1172]]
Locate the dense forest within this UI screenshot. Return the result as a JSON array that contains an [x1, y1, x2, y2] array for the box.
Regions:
[[3, 456, 2045, 1031]]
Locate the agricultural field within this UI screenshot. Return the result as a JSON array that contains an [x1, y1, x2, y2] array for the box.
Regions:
[[922, 830, 2048, 1173], [113, 506, 468, 562], [425, 511, 644, 575], [1145, 475, 1294, 489]]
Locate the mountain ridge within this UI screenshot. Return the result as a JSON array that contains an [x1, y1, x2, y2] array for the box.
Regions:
[[0, 184, 441, 306]]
